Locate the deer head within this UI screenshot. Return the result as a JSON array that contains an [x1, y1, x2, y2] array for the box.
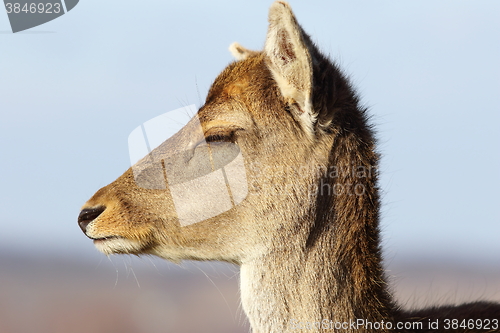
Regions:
[[78, 1, 359, 264], [79, 2, 395, 331]]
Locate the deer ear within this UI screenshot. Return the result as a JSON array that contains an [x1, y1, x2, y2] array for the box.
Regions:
[[229, 42, 258, 61], [265, 1, 315, 134]]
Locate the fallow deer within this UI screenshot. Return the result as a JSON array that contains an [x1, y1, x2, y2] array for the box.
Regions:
[[78, 2, 500, 332]]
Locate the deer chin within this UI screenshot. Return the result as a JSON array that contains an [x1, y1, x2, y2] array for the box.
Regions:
[[92, 236, 144, 255]]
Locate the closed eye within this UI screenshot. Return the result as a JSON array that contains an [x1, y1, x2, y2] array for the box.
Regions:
[[192, 133, 233, 150], [205, 134, 232, 143], [194, 126, 243, 149]]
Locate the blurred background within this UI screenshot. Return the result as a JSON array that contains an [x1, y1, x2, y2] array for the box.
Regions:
[[1, 1, 499, 332]]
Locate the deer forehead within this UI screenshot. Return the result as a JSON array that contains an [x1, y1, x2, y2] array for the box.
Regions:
[[222, 79, 250, 97]]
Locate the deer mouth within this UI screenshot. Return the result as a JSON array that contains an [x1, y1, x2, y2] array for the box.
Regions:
[[92, 236, 120, 242], [91, 235, 144, 255]]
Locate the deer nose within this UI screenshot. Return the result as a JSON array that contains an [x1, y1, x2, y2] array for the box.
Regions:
[[78, 207, 105, 234]]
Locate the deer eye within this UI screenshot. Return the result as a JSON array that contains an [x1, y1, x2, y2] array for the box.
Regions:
[[205, 134, 231, 143], [194, 126, 243, 149], [192, 132, 233, 150]]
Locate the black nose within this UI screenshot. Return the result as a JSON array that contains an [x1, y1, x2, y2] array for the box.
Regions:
[[78, 207, 105, 234]]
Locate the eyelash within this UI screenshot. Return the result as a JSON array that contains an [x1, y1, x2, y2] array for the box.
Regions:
[[204, 133, 232, 143]]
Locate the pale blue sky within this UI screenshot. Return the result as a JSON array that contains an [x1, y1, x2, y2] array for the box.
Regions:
[[0, 1, 498, 264]]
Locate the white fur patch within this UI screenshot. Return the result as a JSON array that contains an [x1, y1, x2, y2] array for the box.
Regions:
[[94, 237, 143, 255]]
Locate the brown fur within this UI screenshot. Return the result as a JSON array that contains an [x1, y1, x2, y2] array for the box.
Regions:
[[78, 2, 500, 332]]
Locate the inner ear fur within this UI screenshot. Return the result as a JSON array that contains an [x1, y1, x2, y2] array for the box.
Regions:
[[264, 1, 316, 135]]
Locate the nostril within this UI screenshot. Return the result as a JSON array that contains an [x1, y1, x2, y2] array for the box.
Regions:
[[78, 207, 105, 234]]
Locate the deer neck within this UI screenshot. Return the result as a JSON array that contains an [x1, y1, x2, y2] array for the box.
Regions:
[[240, 131, 395, 333]]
